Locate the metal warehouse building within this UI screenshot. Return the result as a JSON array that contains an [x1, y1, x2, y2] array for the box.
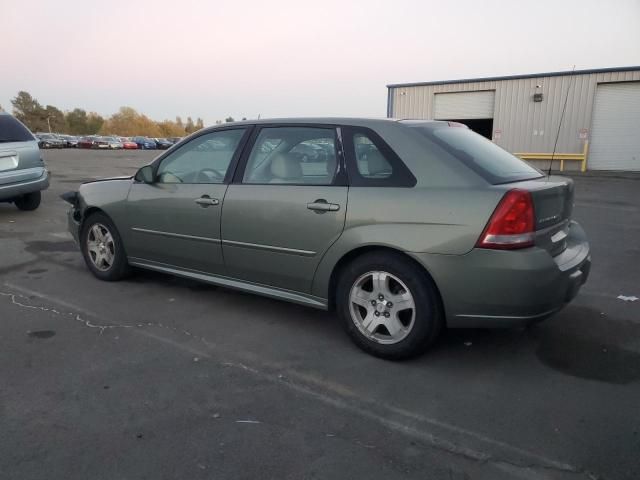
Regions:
[[387, 66, 640, 172]]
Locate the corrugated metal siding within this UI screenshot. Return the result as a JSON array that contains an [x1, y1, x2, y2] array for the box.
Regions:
[[389, 70, 640, 166], [433, 91, 495, 119]]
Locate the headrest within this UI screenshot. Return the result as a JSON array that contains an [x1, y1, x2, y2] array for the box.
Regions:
[[270, 153, 302, 180]]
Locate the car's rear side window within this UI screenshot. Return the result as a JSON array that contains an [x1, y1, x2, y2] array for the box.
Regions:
[[343, 127, 416, 187], [0, 115, 35, 143], [353, 133, 393, 179], [412, 125, 543, 184]]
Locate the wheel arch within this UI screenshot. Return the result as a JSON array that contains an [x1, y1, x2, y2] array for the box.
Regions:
[[80, 207, 121, 241], [82, 205, 106, 222], [325, 245, 444, 318]]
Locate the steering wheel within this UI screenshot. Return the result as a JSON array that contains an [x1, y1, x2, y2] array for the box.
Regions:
[[196, 168, 224, 182]]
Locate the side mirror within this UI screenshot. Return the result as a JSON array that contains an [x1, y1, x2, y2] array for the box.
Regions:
[[135, 165, 155, 184]]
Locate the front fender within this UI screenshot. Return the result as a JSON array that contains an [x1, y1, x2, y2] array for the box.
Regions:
[[77, 178, 133, 238]]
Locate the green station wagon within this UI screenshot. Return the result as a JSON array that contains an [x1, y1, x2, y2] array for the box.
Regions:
[[64, 118, 590, 359]]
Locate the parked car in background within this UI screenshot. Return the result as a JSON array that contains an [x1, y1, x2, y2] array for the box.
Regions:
[[58, 134, 79, 147], [290, 142, 327, 162], [168, 137, 183, 145], [0, 112, 49, 211], [120, 137, 138, 149], [92, 137, 112, 149], [78, 136, 97, 149], [132, 136, 157, 150], [35, 133, 65, 149], [103, 136, 123, 149], [154, 138, 173, 150], [63, 118, 591, 359]]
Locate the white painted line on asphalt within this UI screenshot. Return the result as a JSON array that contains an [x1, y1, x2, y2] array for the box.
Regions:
[[2, 282, 212, 357], [50, 232, 73, 239], [0, 282, 593, 479], [4, 282, 100, 317], [580, 289, 640, 301], [0, 290, 133, 335]]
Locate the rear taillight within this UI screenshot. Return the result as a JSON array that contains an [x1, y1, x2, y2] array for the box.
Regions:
[[476, 189, 535, 250]]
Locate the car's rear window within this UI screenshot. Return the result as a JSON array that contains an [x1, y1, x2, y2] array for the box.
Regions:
[[411, 125, 543, 184], [0, 115, 35, 143]]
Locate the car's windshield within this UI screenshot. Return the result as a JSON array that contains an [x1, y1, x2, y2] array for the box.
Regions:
[[410, 124, 543, 184]]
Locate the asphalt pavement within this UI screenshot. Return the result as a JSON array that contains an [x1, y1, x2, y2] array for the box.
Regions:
[[1, 148, 639, 480]]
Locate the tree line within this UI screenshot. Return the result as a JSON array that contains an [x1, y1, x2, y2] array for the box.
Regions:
[[3, 91, 242, 138]]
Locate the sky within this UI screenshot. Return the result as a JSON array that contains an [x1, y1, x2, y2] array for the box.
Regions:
[[3, 0, 639, 125]]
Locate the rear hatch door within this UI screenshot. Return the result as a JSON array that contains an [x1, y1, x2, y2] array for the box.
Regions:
[[0, 140, 43, 186], [0, 115, 43, 186]]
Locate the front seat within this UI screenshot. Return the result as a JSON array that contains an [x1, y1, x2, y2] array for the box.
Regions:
[[269, 153, 303, 183]]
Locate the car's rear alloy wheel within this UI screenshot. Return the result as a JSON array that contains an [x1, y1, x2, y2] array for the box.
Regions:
[[349, 271, 416, 345], [81, 212, 131, 281], [337, 251, 443, 359]]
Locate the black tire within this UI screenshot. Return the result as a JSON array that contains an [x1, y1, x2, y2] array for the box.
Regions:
[[80, 212, 131, 281], [336, 251, 443, 360], [14, 191, 41, 211]]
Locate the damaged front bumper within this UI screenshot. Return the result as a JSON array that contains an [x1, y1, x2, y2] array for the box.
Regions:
[[67, 206, 81, 245], [62, 191, 81, 245]]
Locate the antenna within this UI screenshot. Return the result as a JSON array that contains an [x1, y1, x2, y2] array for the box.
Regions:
[[548, 65, 576, 176]]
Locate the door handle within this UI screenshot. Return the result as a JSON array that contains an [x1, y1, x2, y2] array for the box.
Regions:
[[195, 196, 219, 207], [307, 199, 340, 213]]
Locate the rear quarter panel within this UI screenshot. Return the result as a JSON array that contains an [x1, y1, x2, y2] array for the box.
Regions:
[[310, 186, 504, 299]]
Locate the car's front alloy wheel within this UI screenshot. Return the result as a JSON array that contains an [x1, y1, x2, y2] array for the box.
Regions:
[[86, 223, 116, 271], [80, 212, 131, 281]]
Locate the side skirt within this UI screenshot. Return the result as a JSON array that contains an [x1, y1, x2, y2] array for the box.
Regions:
[[128, 257, 329, 310]]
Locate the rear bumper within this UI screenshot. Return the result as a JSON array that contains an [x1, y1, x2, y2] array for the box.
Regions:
[[410, 221, 591, 328], [0, 167, 50, 201]]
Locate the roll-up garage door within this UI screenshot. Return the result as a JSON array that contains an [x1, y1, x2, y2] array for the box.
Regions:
[[589, 82, 640, 171], [434, 91, 495, 119]]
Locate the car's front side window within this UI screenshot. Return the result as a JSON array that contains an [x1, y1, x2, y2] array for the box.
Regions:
[[242, 127, 338, 185], [156, 129, 246, 184]]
